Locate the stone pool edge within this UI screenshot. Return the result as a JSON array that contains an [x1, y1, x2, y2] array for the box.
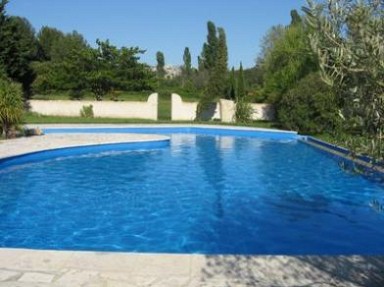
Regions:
[[0, 248, 382, 286], [0, 133, 170, 166]]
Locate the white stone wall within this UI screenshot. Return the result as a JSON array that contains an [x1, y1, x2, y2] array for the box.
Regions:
[[171, 93, 220, 121], [219, 99, 236, 123], [171, 93, 198, 121], [30, 93, 158, 120], [220, 100, 275, 122], [250, 103, 275, 121]]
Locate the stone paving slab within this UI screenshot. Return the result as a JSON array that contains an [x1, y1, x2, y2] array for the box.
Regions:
[[0, 133, 169, 160], [0, 249, 383, 287]]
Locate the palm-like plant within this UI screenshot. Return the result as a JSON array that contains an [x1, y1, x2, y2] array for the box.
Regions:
[[0, 80, 24, 138]]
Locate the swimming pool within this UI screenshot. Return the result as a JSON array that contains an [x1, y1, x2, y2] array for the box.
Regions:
[[0, 127, 383, 254]]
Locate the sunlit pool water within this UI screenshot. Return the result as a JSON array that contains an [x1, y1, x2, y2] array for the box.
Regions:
[[0, 129, 383, 254]]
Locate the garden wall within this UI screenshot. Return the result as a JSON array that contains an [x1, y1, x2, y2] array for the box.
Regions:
[[220, 101, 275, 123], [171, 93, 220, 121], [173, 94, 274, 122], [29, 93, 158, 120]]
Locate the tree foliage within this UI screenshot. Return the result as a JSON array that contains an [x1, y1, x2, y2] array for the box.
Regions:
[[235, 63, 252, 123], [261, 20, 317, 103], [227, 67, 236, 100], [278, 72, 340, 133], [156, 51, 165, 78], [0, 12, 37, 97], [182, 47, 192, 77], [304, 0, 384, 161], [207, 27, 228, 98], [37, 26, 64, 60], [200, 21, 218, 71], [198, 21, 229, 103]]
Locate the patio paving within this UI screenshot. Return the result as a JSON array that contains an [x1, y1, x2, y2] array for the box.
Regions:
[[0, 249, 383, 286]]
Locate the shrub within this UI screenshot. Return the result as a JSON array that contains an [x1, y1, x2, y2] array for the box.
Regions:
[[277, 73, 340, 134], [235, 99, 252, 123], [80, 105, 94, 118], [0, 80, 24, 138]]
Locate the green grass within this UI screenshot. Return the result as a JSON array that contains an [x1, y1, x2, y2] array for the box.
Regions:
[[24, 112, 277, 129], [23, 113, 156, 124], [32, 91, 151, 102]]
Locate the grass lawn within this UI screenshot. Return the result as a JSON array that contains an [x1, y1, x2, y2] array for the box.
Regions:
[[24, 112, 277, 129], [32, 91, 152, 101]]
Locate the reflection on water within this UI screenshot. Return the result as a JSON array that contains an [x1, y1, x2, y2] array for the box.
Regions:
[[196, 136, 225, 218]]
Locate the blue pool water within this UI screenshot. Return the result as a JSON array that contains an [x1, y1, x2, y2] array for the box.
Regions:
[[0, 130, 383, 254]]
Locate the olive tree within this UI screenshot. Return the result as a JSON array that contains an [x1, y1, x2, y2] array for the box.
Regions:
[[304, 0, 384, 162]]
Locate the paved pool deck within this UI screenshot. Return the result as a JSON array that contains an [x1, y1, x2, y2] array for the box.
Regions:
[[0, 133, 169, 159], [0, 125, 383, 286], [0, 248, 383, 287]]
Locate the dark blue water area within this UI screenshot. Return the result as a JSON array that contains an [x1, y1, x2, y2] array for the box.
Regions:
[[0, 133, 383, 255]]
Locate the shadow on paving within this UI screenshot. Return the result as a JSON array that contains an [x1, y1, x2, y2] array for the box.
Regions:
[[199, 255, 384, 287]]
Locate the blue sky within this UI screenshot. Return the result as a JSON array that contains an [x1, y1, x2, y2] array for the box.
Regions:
[[7, 0, 307, 69]]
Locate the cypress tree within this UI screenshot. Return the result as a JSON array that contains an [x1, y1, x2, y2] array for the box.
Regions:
[[182, 47, 192, 77], [235, 62, 251, 123], [199, 21, 217, 71], [237, 62, 245, 100], [205, 21, 217, 70], [215, 27, 228, 87], [207, 27, 228, 98], [228, 67, 236, 100], [156, 51, 165, 78]]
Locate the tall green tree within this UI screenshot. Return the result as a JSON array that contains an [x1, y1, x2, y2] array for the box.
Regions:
[[227, 67, 236, 100], [33, 30, 90, 94], [207, 27, 228, 98], [237, 63, 245, 100], [156, 51, 165, 78], [37, 26, 64, 60], [182, 47, 192, 77], [261, 17, 317, 103], [235, 63, 251, 123], [199, 21, 218, 71], [0, 13, 38, 97]]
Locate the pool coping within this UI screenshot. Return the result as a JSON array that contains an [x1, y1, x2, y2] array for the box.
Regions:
[[301, 136, 384, 174], [0, 133, 170, 162], [26, 123, 298, 135]]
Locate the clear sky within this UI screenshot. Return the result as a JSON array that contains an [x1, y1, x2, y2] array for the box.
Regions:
[[6, 0, 307, 69]]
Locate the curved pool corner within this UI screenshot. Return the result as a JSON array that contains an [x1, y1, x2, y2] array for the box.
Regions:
[[0, 133, 170, 169]]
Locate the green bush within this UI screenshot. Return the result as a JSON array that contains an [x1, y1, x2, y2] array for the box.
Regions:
[[80, 105, 94, 118], [235, 99, 252, 123], [0, 79, 24, 138], [277, 73, 340, 134]]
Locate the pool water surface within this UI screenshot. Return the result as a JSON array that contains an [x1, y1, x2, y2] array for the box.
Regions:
[[0, 132, 383, 254]]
